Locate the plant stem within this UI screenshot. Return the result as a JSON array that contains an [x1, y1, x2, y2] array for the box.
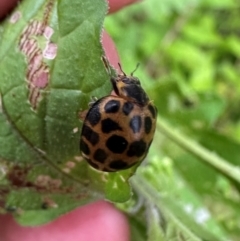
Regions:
[[156, 119, 240, 185]]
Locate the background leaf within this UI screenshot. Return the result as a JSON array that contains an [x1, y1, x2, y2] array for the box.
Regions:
[[105, 0, 240, 240]]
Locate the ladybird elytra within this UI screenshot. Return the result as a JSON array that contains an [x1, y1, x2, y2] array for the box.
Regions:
[[80, 63, 157, 172]]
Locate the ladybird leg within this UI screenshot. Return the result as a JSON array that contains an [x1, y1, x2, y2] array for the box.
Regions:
[[78, 96, 98, 121], [88, 96, 98, 107], [102, 56, 112, 76]]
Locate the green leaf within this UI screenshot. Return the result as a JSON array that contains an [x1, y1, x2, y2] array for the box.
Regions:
[[0, 0, 133, 225]]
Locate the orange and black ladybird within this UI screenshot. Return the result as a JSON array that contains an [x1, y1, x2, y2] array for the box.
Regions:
[[80, 63, 157, 172]]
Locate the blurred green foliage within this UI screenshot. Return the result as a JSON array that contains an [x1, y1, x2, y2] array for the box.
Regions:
[[105, 0, 240, 240]]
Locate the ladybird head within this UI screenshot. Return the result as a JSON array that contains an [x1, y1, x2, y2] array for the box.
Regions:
[[111, 64, 149, 106]]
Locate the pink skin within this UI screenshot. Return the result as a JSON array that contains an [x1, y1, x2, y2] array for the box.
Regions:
[[0, 0, 139, 240], [0, 201, 129, 241]]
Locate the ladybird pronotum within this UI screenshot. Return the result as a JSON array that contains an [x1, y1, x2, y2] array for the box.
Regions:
[[80, 62, 157, 172]]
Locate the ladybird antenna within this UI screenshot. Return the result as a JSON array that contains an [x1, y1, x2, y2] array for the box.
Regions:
[[102, 56, 111, 76], [131, 63, 140, 76], [118, 63, 126, 76]]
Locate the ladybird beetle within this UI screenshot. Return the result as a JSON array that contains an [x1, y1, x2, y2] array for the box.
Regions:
[[80, 63, 157, 172]]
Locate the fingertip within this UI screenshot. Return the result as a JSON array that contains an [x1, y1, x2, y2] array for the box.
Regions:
[[0, 0, 19, 20], [0, 201, 130, 241], [108, 0, 140, 14], [102, 30, 120, 70], [74, 201, 130, 241]]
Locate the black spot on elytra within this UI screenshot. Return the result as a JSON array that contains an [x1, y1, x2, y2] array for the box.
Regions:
[[104, 100, 120, 113], [127, 140, 147, 157], [144, 116, 152, 134], [106, 135, 128, 153], [80, 139, 90, 155], [109, 160, 128, 170], [93, 149, 107, 163], [148, 104, 157, 119], [101, 118, 122, 133], [122, 101, 134, 115], [81, 124, 99, 146], [86, 103, 101, 126], [129, 115, 142, 133]]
